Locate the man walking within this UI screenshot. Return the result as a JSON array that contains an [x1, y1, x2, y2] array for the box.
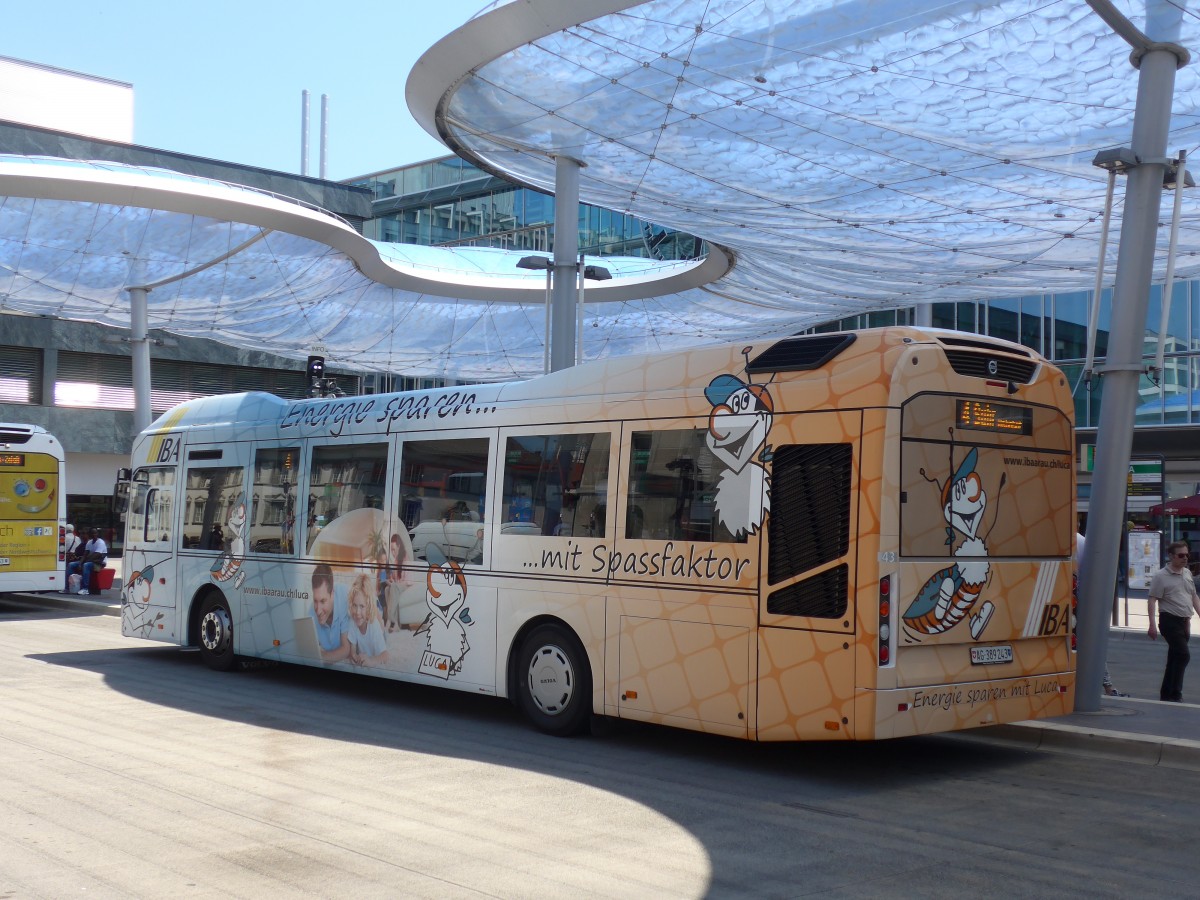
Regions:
[[1148, 541, 1200, 702]]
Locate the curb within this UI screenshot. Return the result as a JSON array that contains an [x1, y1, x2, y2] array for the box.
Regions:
[[958, 720, 1200, 771]]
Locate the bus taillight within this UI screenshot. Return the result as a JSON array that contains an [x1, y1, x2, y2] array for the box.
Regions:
[[879, 576, 892, 666], [59, 524, 66, 562]]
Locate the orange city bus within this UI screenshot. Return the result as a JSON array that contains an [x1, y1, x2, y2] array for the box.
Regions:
[[0, 424, 67, 593], [120, 327, 1075, 740]]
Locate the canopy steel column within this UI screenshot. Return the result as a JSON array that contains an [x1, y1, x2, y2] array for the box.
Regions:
[[1076, 4, 1188, 711], [550, 155, 580, 372], [124, 228, 273, 441], [129, 286, 151, 436]]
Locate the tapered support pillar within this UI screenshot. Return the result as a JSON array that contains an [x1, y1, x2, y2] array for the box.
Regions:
[[129, 286, 152, 438], [1077, 44, 1184, 711], [550, 155, 580, 372]]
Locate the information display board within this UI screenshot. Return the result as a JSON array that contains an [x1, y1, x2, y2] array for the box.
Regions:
[[1127, 531, 1162, 591]]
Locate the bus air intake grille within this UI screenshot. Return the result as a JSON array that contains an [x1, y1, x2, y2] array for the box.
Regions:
[[746, 334, 856, 374], [942, 350, 1037, 384], [768, 442, 851, 584], [0, 429, 33, 444], [767, 565, 849, 619], [937, 336, 1033, 358]]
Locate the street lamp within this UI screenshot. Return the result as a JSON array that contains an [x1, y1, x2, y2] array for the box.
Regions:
[[517, 255, 554, 372], [577, 259, 611, 364], [518, 254, 612, 370]]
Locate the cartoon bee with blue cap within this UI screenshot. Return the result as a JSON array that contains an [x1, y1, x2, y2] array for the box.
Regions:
[[704, 348, 775, 539], [903, 439, 1000, 641]]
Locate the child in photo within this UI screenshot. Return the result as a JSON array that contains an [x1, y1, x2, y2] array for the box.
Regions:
[[347, 572, 389, 667]]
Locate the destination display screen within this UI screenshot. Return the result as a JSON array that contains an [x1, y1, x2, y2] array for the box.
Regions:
[[0, 453, 25, 466], [955, 400, 1032, 435]]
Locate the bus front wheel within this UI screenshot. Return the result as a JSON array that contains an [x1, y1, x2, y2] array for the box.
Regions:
[[516, 624, 592, 736], [197, 595, 237, 672]]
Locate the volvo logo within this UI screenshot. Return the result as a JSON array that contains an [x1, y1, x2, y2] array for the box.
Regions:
[[986, 359, 999, 376]]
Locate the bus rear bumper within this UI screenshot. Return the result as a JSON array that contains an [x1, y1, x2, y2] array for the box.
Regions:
[[863, 671, 1075, 740]]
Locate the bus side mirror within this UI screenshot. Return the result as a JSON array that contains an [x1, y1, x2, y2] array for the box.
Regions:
[[113, 476, 131, 516]]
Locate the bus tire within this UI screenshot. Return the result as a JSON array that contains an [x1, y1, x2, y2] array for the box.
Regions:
[[197, 594, 237, 672], [516, 624, 592, 736]]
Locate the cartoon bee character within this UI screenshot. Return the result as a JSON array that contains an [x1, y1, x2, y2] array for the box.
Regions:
[[902, 444, 1000, 641], [415, 558, 472, 679], [121, 562, 164, 637], [210, 498, 247, 587], [704, 347, 775, 539]]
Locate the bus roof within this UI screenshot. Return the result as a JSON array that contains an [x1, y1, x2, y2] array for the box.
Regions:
[[137, 327, 1046, 442]]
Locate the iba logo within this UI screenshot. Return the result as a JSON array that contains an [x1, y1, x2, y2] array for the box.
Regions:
[[154, 436, 181, 463], [1037, 602, 1071, 637]]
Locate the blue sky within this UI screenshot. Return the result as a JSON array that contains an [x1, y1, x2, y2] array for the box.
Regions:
[[2, 0, 488, 179]]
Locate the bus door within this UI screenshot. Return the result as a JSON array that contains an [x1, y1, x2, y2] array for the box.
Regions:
[[607, 419, 759, 737], [177, 443, 253, 638], [756, 409, 864, 740], [394, 429, 499, 692], [122, 463, 182, 641]]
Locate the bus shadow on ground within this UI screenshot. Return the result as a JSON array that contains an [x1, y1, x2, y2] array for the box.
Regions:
[[27, 638, 1067, 894]]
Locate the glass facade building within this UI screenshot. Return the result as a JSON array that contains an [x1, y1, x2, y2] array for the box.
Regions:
[[349, 155, 704, 262]]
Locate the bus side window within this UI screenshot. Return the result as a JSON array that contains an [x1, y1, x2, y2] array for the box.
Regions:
[[400, 437, 490, 563], [250, 448, 299, 555], [502, 433, 610, 538], [307, 443, 389, 554], [129, 468, 176, 545], [628, 428, 740, 543], [129, 482, 148, 536], [184, 466, 245, 551]]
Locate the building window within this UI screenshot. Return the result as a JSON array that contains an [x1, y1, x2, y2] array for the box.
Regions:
[[0, 345, 42, 404]]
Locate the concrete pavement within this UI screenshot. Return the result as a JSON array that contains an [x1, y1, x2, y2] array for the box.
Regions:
[[8, 566, 1200, 770]]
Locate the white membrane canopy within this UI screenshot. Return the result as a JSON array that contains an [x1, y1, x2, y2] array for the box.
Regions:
[[411, 0, 1200, 336], [4, 1, 1200, 380]]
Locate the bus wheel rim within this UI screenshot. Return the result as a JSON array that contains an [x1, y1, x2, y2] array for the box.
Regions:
[[201, 607, 231, 654], [527, 643, 574, 716]]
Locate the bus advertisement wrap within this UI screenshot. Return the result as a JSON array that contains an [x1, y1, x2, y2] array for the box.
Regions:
[[119, 329, 1075, 741]]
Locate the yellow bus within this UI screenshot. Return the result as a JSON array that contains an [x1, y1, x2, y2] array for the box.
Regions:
[[0, 424, 67, 592], [120, 328, 1075, 739]]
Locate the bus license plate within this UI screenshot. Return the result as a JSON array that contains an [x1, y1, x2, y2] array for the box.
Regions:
[[970, 645, 1013, 665], [0, 557, 8, 566]]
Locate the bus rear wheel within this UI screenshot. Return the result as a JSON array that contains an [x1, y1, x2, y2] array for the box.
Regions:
[[517, 624, 591, 736], [197, 595, 237, 672]]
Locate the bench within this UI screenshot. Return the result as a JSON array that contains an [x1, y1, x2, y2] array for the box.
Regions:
[[89, 567, 116, 594]]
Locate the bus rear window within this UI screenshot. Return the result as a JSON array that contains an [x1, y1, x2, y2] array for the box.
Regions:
[[900, 440, 1072, 558]]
